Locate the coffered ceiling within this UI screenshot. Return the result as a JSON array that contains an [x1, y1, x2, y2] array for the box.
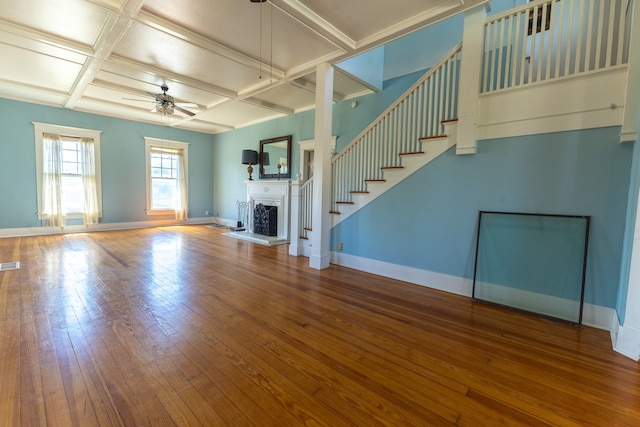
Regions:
[[0, 0, 486, 134]]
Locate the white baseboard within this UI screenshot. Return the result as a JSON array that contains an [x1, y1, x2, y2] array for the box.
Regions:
[[330, 251, 615, 331], [0, 216, 216, 238], [611, 317, 640, 361], [331, 251, 473, 296]]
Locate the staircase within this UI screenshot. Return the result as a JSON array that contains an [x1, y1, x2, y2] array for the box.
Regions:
[[330, 43, 463, 226]]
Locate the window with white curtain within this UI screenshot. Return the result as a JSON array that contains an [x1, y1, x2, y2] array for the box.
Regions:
[[34, 122, 102, 228], [144, 137, 189, 219]]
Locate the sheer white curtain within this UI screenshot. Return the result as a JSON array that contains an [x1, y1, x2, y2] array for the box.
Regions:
[[42, 133, 65, 228], [80, 138, 100, 225], [175, 149, 188, 220]]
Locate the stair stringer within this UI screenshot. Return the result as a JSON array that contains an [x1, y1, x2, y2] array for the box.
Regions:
[[331, 121, 458, 228]]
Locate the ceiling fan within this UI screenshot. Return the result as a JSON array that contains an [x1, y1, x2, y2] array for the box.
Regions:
[[125, 84, 198, 116]]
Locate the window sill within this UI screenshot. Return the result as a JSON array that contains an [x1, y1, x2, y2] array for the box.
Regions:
[[146, 209, 176, 216]]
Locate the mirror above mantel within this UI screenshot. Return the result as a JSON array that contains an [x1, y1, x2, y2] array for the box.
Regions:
[[259, 135, 292, 180]]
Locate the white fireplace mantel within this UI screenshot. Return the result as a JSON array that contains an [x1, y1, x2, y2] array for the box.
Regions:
[[246, 180, 290, 241]]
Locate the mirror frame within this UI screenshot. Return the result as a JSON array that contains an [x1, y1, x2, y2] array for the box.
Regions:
[[259, 135, 292, 179]]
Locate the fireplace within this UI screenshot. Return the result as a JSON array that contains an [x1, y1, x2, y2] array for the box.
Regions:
[[246, 180, 290, 242], [254, 204, 277, 236], [224, 181, 290, 246]]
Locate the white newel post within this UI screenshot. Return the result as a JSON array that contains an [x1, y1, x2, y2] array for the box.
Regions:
[[456, 5, 486, 155], [310, 62, 333, 270], [289, 178, 302, 256]]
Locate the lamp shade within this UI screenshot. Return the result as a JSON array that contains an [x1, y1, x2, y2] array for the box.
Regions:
[[241, 149, 258, 165], [261, 152, 270, 166]]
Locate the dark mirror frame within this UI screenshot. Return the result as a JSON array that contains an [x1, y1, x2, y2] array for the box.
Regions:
[[259, 135, 292, 179]]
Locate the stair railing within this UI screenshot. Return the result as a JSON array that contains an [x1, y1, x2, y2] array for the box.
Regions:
[[299, 177, 313, 239], [481, 0, 630, 93], [331, 42, 463, 213]]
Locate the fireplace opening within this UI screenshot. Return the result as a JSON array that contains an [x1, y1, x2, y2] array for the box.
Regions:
[[254, 204, 277, 236]]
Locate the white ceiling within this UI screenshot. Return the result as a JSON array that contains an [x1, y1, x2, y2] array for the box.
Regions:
[[0, 0, 486, 134]]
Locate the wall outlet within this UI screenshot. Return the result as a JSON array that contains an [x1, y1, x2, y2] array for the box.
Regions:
[[338, 242, 343, 251], [205, 210, 209, 216]]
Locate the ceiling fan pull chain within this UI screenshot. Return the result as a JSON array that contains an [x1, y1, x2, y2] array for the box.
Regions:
[[259, 0, 263, 79], [270, 1, 273, 84]]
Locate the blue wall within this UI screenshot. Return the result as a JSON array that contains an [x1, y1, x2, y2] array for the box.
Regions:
[[331, 127, 632, 308], [0, 98, 213, 229]]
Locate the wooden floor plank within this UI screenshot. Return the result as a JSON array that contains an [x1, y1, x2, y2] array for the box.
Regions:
[[0, 225, 639, 426]]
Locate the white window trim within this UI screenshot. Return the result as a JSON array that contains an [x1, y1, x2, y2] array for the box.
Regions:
[[144, 137, 189, 216], [33, 122, 103, 220]]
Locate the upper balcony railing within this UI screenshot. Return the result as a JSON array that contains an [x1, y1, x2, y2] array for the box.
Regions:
[[481, 0, 630, 92]]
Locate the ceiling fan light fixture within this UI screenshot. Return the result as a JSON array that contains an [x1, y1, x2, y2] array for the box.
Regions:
[[156, 101, 174, 115]]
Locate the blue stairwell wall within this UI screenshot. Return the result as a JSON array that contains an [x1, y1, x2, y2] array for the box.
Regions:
[[331, 127, 632, 309]]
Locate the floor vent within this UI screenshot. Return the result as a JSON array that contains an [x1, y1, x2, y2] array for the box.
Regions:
[[0, 262, 20, 271]]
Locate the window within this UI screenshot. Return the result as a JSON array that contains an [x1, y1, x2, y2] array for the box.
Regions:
[[34, 123, 102, 228], [144, 137, 189, 219]]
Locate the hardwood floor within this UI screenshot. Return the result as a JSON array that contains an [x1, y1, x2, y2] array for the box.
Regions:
[[0, 225, 639, 426]]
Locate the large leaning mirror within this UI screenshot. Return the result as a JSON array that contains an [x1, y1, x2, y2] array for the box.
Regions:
[[259, 135, 292, 179]]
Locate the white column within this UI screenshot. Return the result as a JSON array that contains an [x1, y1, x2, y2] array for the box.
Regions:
[[456, 5, 486, 155], [309, 63, 334, 270], [614, 0, 640, 361]]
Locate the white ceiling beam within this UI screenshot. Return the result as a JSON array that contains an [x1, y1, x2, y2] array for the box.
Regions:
[[64, 0, 147, 109], [0, 76, 70, 99], [334, 67, 380, 94], [134, 10, 285, 80], [355, 0, 490, 51], [0, 19, 94, 57], [241, 97, 294, 115], [270, 0, 355, 52]]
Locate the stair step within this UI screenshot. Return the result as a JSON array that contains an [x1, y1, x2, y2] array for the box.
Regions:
[[441, 118, 458, 124], [419, 134, 447, 141], [329, 211, 341, 215], [300, 236, 309, 240], [336, 201, 354, 205], [365, 179, 386, 183], [381, 166, 404, 170], [350, 190, 370, 194], [400, 151, 425, 156], [303, 227, 312, 231]]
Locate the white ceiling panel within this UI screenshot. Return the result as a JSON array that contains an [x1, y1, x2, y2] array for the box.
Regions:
[[0, 0, 111, 45], [298, 0, 453, 42], [114, 22, 261, 92], [0, 0, 487, 134], [141, 0, 340, 69], [0, 43, 84, 91]]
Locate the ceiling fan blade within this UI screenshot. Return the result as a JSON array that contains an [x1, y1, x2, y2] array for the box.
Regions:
[[175, 102, 199, 108], [174, 105, 196, 116], [123, 97, 154, 103]]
